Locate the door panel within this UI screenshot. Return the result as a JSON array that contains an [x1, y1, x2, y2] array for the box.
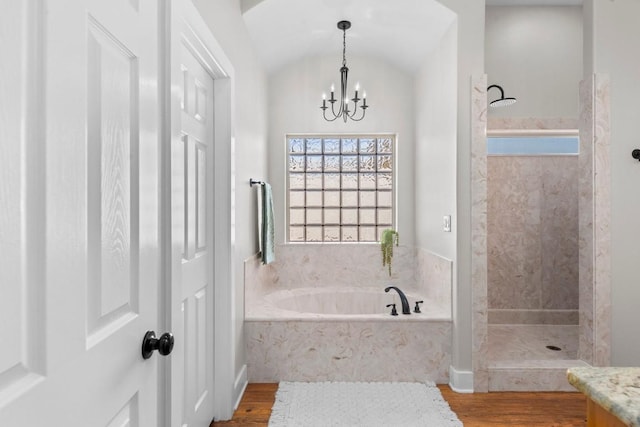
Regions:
[[0, 0, 46, 403], [170, 5, 216, 424], [86, 13, 140, 345], [0, 1, 160, 425]]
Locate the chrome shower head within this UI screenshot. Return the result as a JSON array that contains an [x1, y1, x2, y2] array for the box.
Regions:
[[488, 84, 517, 108]]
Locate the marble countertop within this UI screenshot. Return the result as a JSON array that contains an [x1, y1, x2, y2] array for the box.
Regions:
[[567, 367, 640, 427]]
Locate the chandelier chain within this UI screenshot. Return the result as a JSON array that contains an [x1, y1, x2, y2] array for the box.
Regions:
[[342, 27, 347, 67]]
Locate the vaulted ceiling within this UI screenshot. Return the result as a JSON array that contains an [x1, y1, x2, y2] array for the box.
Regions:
[[241, 0, 583, 75], [242, 0, 456, 74]]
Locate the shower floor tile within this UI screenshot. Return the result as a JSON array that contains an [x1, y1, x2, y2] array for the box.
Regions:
[[488, 324, 579, 365]]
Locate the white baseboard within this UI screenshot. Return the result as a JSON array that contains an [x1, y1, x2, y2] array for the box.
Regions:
[[233, 364, 248, 410], [449, 366, 474, 393]]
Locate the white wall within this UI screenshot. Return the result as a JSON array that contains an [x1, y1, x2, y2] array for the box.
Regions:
[[192, 0, 269, 392], [414, 23, 457, 260], [267, 55, 416, 245], [585, 0, 640, 366], [485, 6, 582, 119], [434, 0, 485, 384]]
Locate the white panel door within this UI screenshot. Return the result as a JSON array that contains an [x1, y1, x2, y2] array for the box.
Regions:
[[0, 0, 161, 425], [170, 3, 216, 425]]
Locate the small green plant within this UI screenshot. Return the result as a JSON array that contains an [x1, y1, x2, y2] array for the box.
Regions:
[[380, 229, 399, 277]]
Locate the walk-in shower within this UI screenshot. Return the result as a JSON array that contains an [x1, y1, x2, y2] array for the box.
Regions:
[[485, 133, 588, 391]]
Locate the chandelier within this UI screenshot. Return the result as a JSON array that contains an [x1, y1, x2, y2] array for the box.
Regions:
[[320, 20, 369, 122]]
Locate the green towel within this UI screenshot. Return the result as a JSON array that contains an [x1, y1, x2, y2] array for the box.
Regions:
[[261, 183, 275, 265]]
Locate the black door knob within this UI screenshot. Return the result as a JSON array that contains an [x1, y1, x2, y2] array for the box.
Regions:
[[141, 331, 174, 360]]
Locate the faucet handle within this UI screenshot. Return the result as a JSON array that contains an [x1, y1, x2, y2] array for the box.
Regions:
[[386, 303, 398, 316], [413, 301, 424, 313]]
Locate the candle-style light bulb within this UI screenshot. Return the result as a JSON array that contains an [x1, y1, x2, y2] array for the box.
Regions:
[[355, 82, 360, 91]]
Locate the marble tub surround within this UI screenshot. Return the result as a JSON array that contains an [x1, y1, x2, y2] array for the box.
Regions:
[[245, 319, 452, 383], [243, 244, 453, 383], [567, 367, 640, 426], [250, 243, 417, 289], [416, 247, 452, 313], [245, 243, 453, 316]]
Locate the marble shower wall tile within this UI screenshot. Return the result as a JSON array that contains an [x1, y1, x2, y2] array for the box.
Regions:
[[593, 75, 612, 367], [578, 75, 611, 367], [578, 77, 594, 364], [488, 117, 579, 130], [246, 320, 452, 383], [488, 157, 542, 310], [540, 157, 580, 310], [487, 156, 579, 312], [489, 309, 579, 325], [471, 75, 489, 392]]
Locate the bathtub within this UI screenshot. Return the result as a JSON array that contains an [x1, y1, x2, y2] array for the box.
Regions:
[[253, 286, 450, 319], [245, 286, 452, 383]]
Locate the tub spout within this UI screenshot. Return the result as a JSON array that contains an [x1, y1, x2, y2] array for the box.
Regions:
[[384, 286, 411, 315]]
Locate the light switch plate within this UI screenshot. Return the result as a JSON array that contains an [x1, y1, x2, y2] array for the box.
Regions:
[[443, 215, 451, 232]]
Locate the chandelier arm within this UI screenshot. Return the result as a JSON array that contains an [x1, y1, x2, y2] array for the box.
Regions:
[[349, 111, 366, 121], [330, 96, 342, 118], [323, 109, 341, 122], [348, 106, 367, 121]]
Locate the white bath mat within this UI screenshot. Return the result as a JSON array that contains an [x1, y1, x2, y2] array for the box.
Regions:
[[268, 381, 463, 427]]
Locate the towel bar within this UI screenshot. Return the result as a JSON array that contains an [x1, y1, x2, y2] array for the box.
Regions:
[[249, 178, 265, 186]]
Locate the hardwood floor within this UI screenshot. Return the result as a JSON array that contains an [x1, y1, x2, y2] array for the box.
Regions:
[[212, 383, 587, 426]]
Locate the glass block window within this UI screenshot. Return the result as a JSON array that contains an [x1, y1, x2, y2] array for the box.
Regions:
[[287, 135, 395, 242]]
